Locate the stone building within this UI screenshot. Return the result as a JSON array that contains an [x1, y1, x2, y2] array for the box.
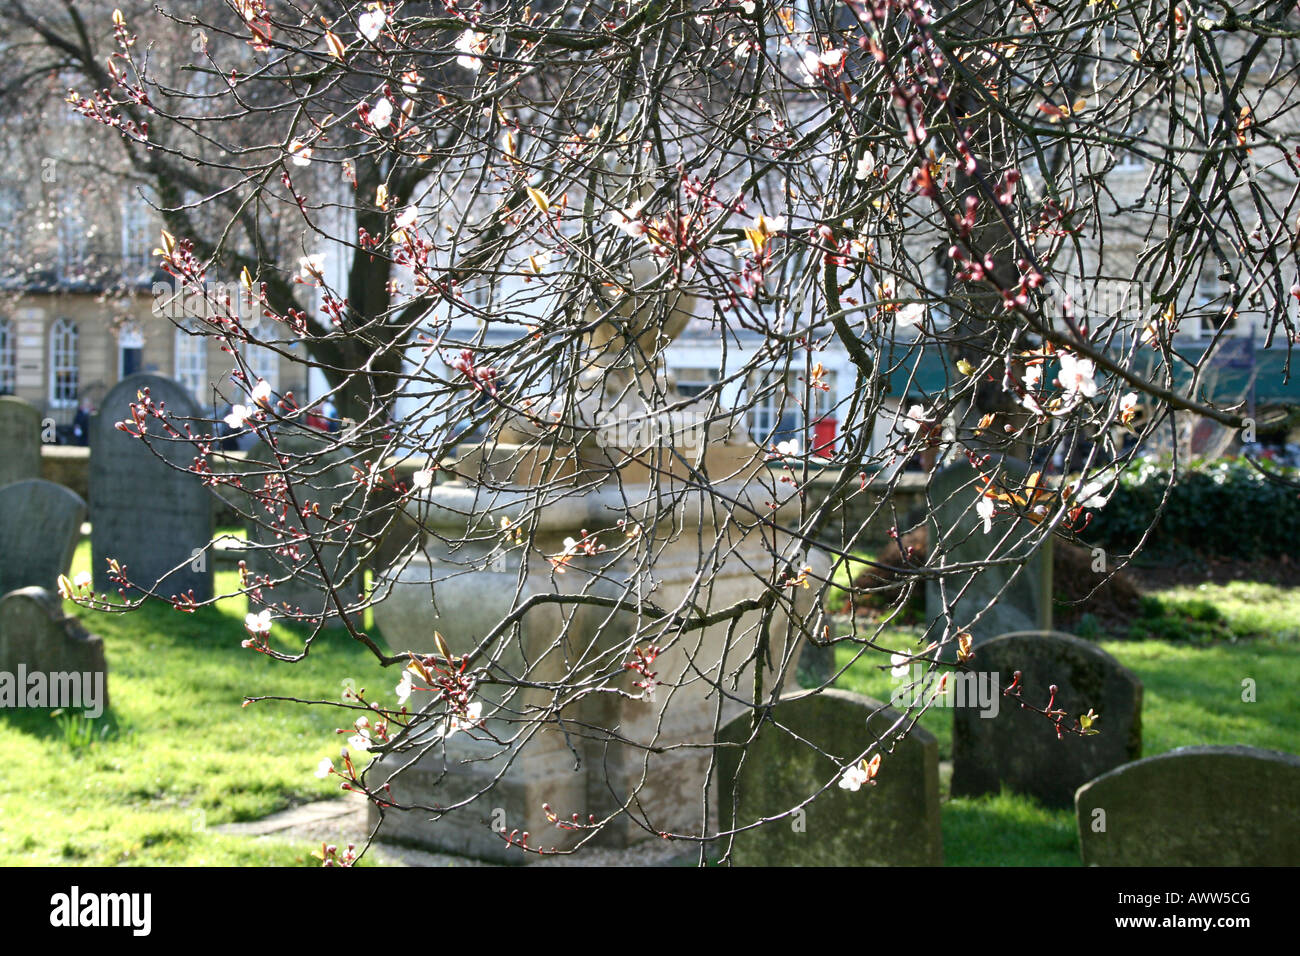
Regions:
[[0, 119, 300, 440]]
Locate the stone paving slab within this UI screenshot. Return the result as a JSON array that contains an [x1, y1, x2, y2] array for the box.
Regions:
[[216, 794, 694, 867]]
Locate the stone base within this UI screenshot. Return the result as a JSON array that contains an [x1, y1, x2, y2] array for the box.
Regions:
[[370, 476, 824, 862], [367, 736, 720, 863]]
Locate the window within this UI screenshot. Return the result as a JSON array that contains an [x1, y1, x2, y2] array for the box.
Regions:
[[926, 263, 951, 329], [465, 280, 493, 311], [243, 342, 279, 393], [0, 187, 19, 266], [175, 323, 208, 402], [118, 323, 144, 379], [672, 367, 719, 398], [57, 195, 87, 282], [49, 318, 79, 407], [747, 369, 835, 448], [0, 318, 14, 395], [122, 190, 154, 277], [1194, 273, 1237, 338]]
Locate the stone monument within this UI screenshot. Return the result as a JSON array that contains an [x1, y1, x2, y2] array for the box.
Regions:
[[90, 374, 213, 601], [368, 278, 823, 861]]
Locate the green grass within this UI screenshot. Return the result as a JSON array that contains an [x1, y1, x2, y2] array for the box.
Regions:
[[940, 793, 1079, 867], [6, 532, 1298, 866], [832, 580, 1300, 866], [0, 537, 391, 866]]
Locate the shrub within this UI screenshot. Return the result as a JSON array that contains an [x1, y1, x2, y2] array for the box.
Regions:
[[1086, 457, 1300, 560], [1127, 594, 1238, 644]]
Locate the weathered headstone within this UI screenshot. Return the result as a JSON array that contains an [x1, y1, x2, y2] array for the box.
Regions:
[[243, 431, 361, 625], [90, 374, 213, 600], [951, 630, 1142, 808], [926, 457, 1046, 655], [717, 688, 942, 865], [0, 395, 43, 487], [0, 587, 108, 714], [1076, 746, 1300, 865], [0, 479, 87, 594]]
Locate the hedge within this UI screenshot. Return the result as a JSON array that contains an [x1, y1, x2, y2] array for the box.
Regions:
[[1085, 457, 1300, 560]]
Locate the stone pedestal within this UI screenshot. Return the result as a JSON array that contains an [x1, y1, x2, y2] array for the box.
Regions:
[[368, 444, 824, 862]]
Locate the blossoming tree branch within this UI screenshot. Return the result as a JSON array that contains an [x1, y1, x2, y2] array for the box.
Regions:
[[9, 0, 1299, 862]]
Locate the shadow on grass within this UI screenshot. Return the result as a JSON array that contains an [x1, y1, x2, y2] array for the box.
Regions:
[[940, 791, 1079, 866], [0, 706, 130, 752]]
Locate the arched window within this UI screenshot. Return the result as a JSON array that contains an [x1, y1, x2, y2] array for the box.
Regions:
[[174, 323, 208, 403], [49, 318, 79, 407], [0, 317, 14, 395]]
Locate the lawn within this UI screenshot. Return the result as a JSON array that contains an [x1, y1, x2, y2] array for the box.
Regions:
[[2, 536, 1296, 866], [0, 536, 392, 866], [832, 579, 1300, 866]]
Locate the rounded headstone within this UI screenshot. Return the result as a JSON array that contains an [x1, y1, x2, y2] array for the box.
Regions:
[[90, 374, 213, 601], [951, 630, 1142, 808], [0, 586, 108, 711], [0, 395, 43, 487], [0, 479, 87, 593], [925, 457, 1046, 656], [717, 688, 942, 866], [1076, 745, 1300, 865]]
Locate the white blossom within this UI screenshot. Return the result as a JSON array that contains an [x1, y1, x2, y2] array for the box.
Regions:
[[896, 303, 926, 328], [838, 762, 870, 791], [455, 30, 489, 71], [609, 201, 649, 238], [890, 652, 910, 679], [1057, 352, 1098, 400], [288, 140, 313, 166], [366, 96, 393, 129], [394, 206, 418, 230], [296, 253, 326, 284], [357, 5, 386, 42], [900, 404, 930, 435], [395, 669, 415, 704], [441, 701, 484, 740]]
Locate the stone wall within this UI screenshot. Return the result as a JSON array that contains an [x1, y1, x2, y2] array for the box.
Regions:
[[40, 445, 89, 501]]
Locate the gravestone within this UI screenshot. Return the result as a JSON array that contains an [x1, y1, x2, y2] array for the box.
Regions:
[[243, 431, 361, 625], [0, 479, 87, 593], [925, 457, 1046, 655], [951, 630, 1142, 808], [1076, 746, 1300, 865], [90, 374, 213, 601], [0, 587, 108, 713], [0, 396, 43, 488], [717, 688, 942, 865]]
